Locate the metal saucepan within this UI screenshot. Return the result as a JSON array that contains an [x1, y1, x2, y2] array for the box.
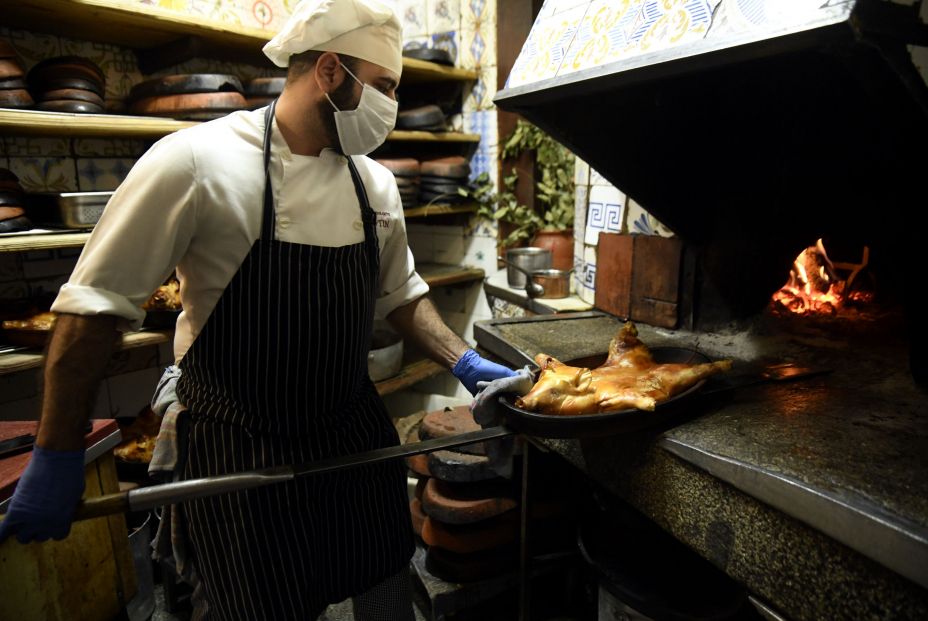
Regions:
[[529, 268, 574, 299], [503, 248, 551, 288], [500, 255, 574, 299]]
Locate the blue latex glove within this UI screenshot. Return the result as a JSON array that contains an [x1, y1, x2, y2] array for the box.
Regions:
[[452, 349, 517, 395], [0, 445, 86, 544]]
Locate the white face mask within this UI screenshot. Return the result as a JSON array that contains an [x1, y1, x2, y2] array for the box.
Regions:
[[325, 64, 398, 156]]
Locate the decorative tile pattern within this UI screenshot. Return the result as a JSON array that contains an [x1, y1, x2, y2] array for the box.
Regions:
[[428, 0, 461, 34], [626, 198, 675, 237], [399, 0, 430, 39], [509, 0, 722, 87], [2, 137, 70, 158], [576, 243, 597, 304], [464, 63, 497, 111], [77, 158, 136, 191], [8, 157, 78, 192], [464, 109, 498, 184], [460, 0, 496, 69], [74, 139, 148, 158], [584, 184, 626, 245]]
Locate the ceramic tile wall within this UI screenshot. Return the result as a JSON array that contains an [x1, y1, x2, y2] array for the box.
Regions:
[[571, 157, 673, 305], [507, 0, 882, 89]]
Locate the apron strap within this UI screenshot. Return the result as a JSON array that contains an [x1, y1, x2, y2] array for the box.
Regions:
[[346, 155, 381, 286], [261, 100, 278, 240]]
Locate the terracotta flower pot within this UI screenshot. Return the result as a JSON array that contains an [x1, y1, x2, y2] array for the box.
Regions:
[[532, 229, 574, 271]]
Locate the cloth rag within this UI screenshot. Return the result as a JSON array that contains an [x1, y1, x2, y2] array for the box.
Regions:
[[471, 366, 534, 477]]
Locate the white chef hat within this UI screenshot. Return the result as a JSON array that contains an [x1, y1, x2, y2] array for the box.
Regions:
[[263, 0, 403, 76]]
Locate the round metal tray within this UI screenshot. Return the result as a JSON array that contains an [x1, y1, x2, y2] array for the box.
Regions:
[[499, 347, 712, 438]]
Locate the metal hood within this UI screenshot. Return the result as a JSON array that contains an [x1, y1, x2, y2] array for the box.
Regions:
[[494, 0, 928, 321]]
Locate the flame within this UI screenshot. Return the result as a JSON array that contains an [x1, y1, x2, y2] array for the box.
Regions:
[[771, 239, 844, 316]]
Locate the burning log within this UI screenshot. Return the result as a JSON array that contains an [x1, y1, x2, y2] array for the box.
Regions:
[[771, 239, 844, 316]]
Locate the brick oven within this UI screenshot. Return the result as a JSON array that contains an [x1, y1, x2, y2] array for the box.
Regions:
[[478, 1, 928, 619]]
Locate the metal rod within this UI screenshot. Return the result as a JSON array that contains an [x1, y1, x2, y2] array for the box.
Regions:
[[73, 425, 514, 521]]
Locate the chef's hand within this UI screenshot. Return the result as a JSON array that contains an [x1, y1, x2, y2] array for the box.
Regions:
[[452, 349, 517, 395], [471, 368, 535, 478], [0, 446, 86, 544]]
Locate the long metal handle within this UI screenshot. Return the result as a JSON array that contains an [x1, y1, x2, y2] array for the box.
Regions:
[[73, 425, 514, 522]]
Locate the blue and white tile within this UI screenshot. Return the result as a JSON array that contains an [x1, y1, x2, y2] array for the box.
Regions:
[[77, 158, 135, 191], [74, 138, 147, 158], [464, 110, 498, 183], [398, 0, 430, 39], [464, 63, 497, 111], [574, 157, 590, 185], [430, 31, 459, 66], [576, 243, 597, 305], [8, 157, 78, 192], [573, 182, 589, 234], [626, 198, 675, 237], [462, 234, 497, 272], [462, 0, 495, 24], [589, 166, 609, 186], [507, 5, 587, 87], [584, 184, 625, 245], [3, 137, 70, 158], [461, 3, 496, 66], [467, 213, 498, 239], [427, 0, 460, 35], [536, 0, 592, 20]]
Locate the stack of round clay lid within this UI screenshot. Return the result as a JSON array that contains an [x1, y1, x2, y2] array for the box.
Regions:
[[375, 158, 421, 210], [419, 156, 471, 205], [127, 74, 246, 121], [243, 77, 286, 110], [408, 405, 521, 583], [27, 56, 106, 114], [396, 104, 446, 131], [0, 40, 32, 110], [0, 169, 33, 233]]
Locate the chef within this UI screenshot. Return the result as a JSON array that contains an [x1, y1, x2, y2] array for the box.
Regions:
[[0, 0, 517, 618]]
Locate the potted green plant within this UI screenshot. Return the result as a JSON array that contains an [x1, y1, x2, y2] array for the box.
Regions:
[[465, 120, 576, 268]]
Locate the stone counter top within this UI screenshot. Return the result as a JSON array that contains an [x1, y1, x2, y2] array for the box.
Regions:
[[474, 311, 928, 619]]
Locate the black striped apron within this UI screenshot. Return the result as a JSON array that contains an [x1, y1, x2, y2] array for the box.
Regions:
[[175, 101, 414, 620]]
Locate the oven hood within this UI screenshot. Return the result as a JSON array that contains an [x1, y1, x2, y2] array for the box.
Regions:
[[494, 0, 928, 322]]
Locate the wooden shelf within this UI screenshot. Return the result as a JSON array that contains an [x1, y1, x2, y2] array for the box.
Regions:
[[2, 0, 476, 83], [0, 330, 172, 376], [0, 231, 91, 253], [418, 263, 485, 287], [387, 130, 481, 143], [401, 58, 477, 83], [404, 204, 477, 218], [375, 358, 444, 397], [0, 109, 196, 139], [0, 109, 481, 142]]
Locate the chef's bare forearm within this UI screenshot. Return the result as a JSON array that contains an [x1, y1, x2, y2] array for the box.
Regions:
[[37, 313, 120, 451], [387, 296, 469, 369]]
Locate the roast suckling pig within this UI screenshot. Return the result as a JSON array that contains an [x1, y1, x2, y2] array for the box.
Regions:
[[516, 322, 732, 415]]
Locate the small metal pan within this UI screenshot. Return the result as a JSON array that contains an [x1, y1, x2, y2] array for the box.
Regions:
[[498, 347, 712, 438]]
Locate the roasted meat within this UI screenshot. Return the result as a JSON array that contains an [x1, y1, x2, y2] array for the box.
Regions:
[[515, 322, 732, 415]]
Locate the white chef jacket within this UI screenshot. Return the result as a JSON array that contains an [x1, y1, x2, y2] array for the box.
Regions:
[[52, 107, 429, 363]]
